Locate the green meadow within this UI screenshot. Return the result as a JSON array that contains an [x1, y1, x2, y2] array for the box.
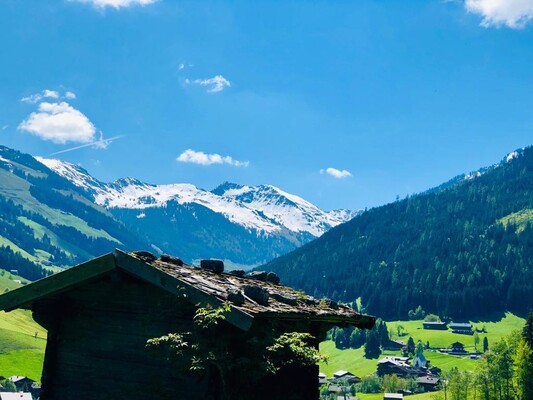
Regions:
[[0, 272, 47, 381], [319, 313, 526, 379]]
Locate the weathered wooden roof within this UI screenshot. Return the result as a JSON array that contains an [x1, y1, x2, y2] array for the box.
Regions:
[[0, 249, 375, 332]]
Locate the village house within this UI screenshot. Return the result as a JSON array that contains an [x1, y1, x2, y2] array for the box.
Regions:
[[450, 322, 473, 335], [0, 250, 375, 400], [7, 377, 34, 393], [377, 356, 426, 378], [422, 321, 447, 330], [382, 339, 405, 351], [416, 376, 441, 392], [450, 341, 467, 353], [332, 370, 361, 384]]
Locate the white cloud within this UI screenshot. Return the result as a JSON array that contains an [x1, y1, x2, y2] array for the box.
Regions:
[[465, 0, 533, 28], [177, 149, 249, 167], [21, 89, 60, 104], [18, 101, 96, 144], [186, 75, 231, 93], [178, 63, 185, 70], [69, 0, 157, 9], [320, 167, 352, 179], [21, 90, 77, 103]]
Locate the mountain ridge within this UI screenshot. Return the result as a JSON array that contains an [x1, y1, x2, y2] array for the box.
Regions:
[[31, 154, 357, 267], [36, 157, 358, 238]]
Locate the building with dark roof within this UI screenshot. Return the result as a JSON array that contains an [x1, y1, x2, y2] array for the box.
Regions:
[[450, 341, 466, 353], [8, 376, 35, 392], [416, 376, 441, 392], [332, 370, 360, 384], [450, 322, 473, 335], [0, 250, 375, 400], [423, 321, 447, 330]]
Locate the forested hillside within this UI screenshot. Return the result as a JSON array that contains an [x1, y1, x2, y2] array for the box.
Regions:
[[0, 146, 148, 281], [264, 147, 533, 319]]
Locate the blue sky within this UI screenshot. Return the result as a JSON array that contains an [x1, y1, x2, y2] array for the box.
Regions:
[[0, 0, 532, 211]]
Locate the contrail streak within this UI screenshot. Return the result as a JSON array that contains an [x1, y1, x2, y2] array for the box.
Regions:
[[50, 135, 125, 156]]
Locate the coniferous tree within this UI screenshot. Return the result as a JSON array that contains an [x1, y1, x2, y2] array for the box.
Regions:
[[406, 337, 415, 356], [364, 329, 381, 359], [514, 338, 533, 400], [523, 311, 533, 348], [483, 336, 489, 353]]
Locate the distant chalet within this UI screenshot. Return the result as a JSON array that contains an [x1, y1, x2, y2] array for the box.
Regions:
[[449, 322, 473, 335], [0, 250, 375, 400], [423, 321, 447, 330]]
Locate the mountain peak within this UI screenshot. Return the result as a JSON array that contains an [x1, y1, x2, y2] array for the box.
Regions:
[[211, 181, 244, 196], [112, 177, 148, 188]]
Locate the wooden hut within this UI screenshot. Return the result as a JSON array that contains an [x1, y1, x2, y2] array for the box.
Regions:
[[0, 250, 375, 400]]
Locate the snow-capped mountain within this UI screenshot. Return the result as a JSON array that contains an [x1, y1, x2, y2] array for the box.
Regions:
[[36, 157, 358, 238], [36, 157, 358, 266]]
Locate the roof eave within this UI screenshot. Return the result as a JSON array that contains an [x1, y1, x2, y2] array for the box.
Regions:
[[256, 310, 376, 329], [0, 253, 116, 312]]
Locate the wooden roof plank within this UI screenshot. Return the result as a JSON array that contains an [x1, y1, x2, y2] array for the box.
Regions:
[[0, 253, 116, 312], [114, 250, 254, 331]]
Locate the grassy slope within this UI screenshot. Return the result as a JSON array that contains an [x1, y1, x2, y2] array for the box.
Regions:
[[18, 216, 93, 261], [319, 313, 525, 379], [0, 169, 120, 243], [0, 273, 46, 381], [500, 208, 533, 233], [386, 313, 525, 351], [0, 235, 40, 263]]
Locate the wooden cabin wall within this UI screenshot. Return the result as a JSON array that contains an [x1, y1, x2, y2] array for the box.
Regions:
[[34, 272, 208, 400], [256, 364, 319, 400], [31, 271, 325, 400]]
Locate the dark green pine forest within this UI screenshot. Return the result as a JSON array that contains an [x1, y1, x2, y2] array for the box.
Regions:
[[265, 147, 533, 319]]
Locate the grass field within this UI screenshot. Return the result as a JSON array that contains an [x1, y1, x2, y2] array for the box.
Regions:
[[319, 313, 525, 380], [0, 309, 46, 381], [387, 312, 525, 352], [0, 273, 47, 381]]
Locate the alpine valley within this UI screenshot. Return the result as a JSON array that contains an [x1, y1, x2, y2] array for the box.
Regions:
[[0, 145, 357, 280]]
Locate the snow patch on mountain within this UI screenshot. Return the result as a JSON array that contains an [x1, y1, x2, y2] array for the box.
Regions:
[[37, 158, 357, 237]]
